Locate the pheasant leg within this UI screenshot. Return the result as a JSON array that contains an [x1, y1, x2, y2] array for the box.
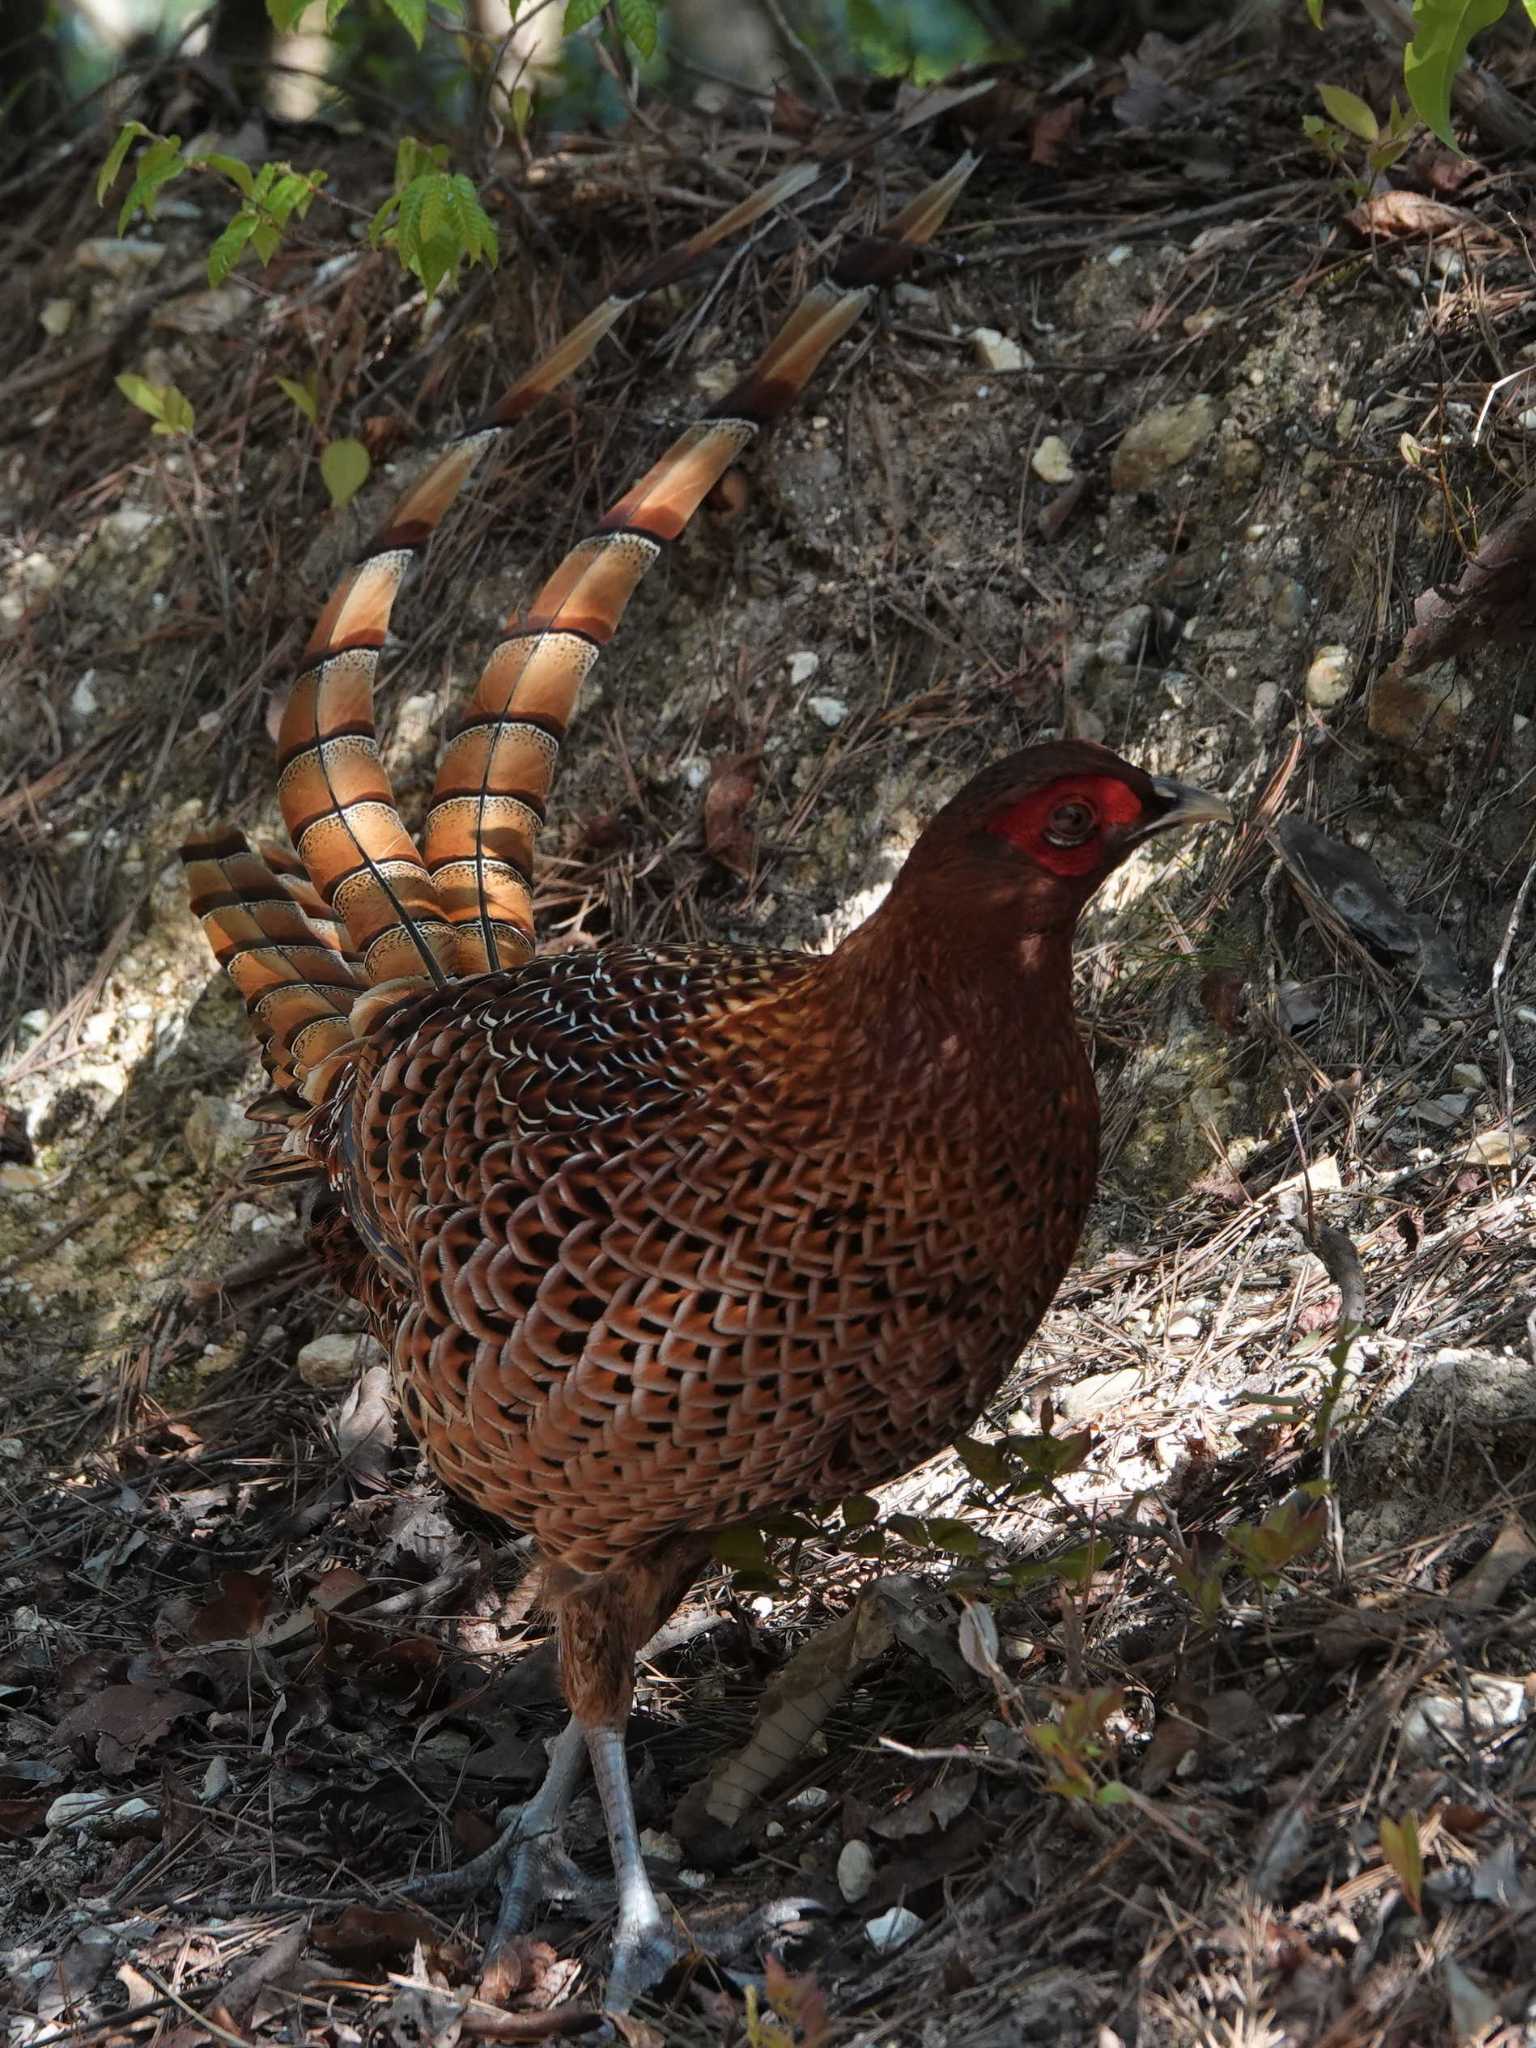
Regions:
[[404, 1715, 609, 1934], [585, 1722, 689, 2012]]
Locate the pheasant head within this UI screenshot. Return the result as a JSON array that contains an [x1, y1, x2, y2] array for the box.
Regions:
[[882, 740, 1231, 943]]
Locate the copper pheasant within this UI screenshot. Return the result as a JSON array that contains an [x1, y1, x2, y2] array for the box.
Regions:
[[183, 156, 1231, 2009]]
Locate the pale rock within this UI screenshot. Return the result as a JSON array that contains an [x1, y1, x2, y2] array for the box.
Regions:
[[837, 1839, 875, 1902], [1031, 435, 1075, 484], [1304, 644, 1353, 710], [39, 297, 74, 338], [1111, 396, 1217, 491], [788, 650, 820, 687], [1165, 1315, 1202, 1341], [787, 1785, 829, 1812], [1452, 1063, 1487, 1094], [866, 1906, 923, 1953], [296, 1331, 387, 1388], [969, 326, 1026, 373], [808, 695, 848, 728]]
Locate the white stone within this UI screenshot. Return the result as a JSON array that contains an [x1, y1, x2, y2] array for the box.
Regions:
[[968, 326, 1026, 373], [837, 1839, 875, 1902], [1031, 435, 1075, 484], [787, 1785, 829, 1812], [866, 1906, 923, 1953], [296, 1331, 386, 1388], [1452, 1063, 1487, 1094], [1166, 1315, 1202, 1341], [1304, 645, 1353, 710], [788, 650, 820, 686], [808, 695, 847, 728]]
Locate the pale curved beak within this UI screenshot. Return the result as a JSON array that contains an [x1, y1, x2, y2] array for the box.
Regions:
[[1137, 775, 1235, 839]]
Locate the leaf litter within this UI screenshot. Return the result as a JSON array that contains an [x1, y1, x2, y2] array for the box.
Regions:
[[5, 23, 1536, 2045]]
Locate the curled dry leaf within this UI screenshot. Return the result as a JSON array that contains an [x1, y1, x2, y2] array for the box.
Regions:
[[871, 1764, 977, 1839], [188, 1567, 275, 1642], [1344, 191, 1494, 244], [703, 751, 761, 877], [314, 1904, 438, 1967], [1382, 487, 1536, 682]]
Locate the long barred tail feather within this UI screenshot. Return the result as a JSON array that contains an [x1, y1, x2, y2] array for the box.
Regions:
[[184, 152, 976, 1109], [274, 161, 823, 1014], [424, 153, 978, 979]]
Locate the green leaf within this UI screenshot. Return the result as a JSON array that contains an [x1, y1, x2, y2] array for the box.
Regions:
[[1317, 82, 1380, 140], [275, 374, 319, 424], [1379, 1812, 1423, 1914], [380, 0, 428, 45], [154, 385, 196, 436], [1093, 1779, 1133, 1806], [1305, 0, 1325, 20], [192, 151, 256, 197], [1524, 0, 1536, 23], [266, 0, 310, 26], [117, 134, 185, 233], [97, 120, 151, 206], [615, 0, 658, 56], [954, 1435, 1011, 1488], [116, 371, 165, 420], [565, 0, 606, 28], [1403, 0, 1509, 146], [207, 211, 258, 287], [320, 436, 371, 508]]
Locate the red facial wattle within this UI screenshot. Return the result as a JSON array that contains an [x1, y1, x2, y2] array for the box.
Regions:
[[984, 774, 1147, 877]]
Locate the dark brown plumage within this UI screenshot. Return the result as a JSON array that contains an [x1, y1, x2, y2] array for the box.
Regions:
[[183, 161, 1230, 2008]]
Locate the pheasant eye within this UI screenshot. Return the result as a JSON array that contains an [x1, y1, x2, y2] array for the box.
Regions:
[[1043, 798, 1097, 847]]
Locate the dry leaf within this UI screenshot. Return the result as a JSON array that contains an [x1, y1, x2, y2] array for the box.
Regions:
[[189, 1567, 275, 1641], [871, 1764, 976, 1839], [703, 752, 761, 877]]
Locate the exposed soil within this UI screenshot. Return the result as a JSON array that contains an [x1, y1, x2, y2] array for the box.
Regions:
[[4, 22, 1536, 2048]]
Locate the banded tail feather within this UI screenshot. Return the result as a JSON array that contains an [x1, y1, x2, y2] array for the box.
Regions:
[[184, 152, 976, 1112], [274, 161, 822, 1015], [185, 162, 819, 1105], [424, 152, 979, 979]]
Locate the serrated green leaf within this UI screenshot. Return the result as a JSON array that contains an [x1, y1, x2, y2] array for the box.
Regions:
[[206, 211, 257, 286], [1403, 0, 1509, 146], [615, 0, 658, 56], [192, 151, 256, 197], [1317, 82, 1380, 139], [380, 0, 428, 44], [565, 0, 606, 29], [275, 374, 319, 424], [320, 436, 370, 508], [96, 120, 150, 206], [117, 136, 185, 233]]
